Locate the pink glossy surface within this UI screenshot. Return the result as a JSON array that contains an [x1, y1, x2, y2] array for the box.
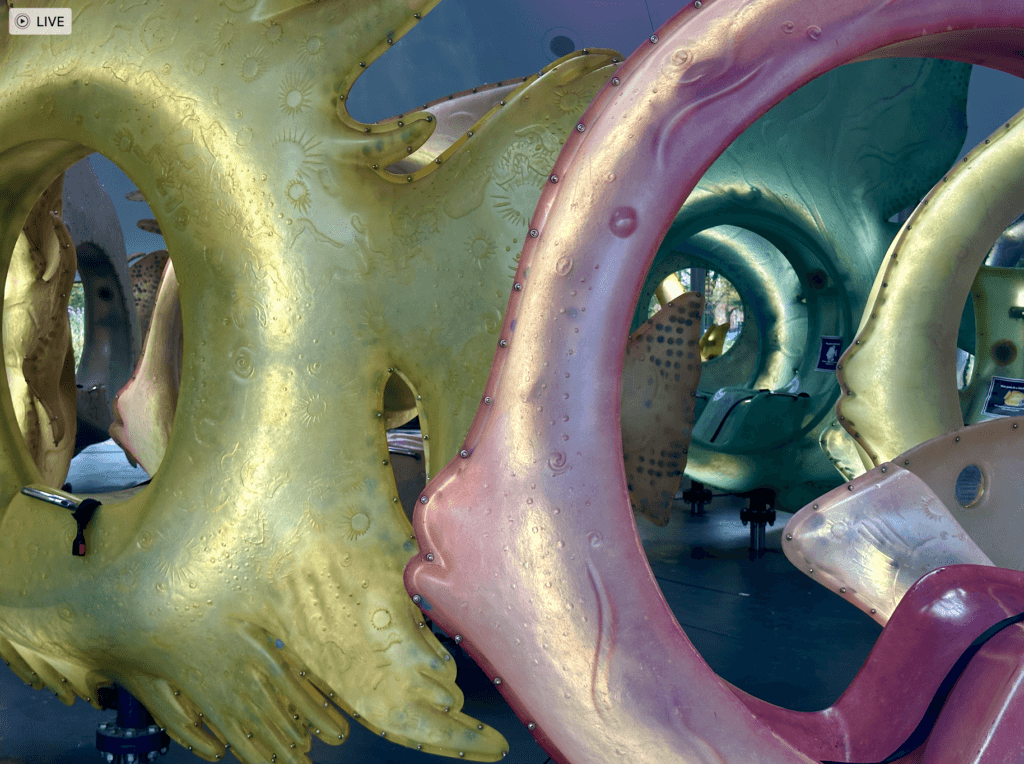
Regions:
[[406, 1, 1024, 762], [727, 565, 1024, 762]]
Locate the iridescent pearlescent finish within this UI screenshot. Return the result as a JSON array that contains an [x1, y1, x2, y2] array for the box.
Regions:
[[110, 260, 182, 475], [407, 1, 1024, 762], [784, 465, 992, 625], [838, 103, 1024, 470]]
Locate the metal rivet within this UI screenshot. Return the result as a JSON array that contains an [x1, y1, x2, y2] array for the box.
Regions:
[[904, 460, 910, 465], [528, 723, 536, 731], [529, 228, 539, 237], [397, 121, 403, 127], [460, 754, 465, 759], [393, 497, 398, 502], [484, 396, 493, 404], [406, 146, 413, 153], [372, 164, 379, 170], [478, 725, 484, 730], [870, 609, 877, 614], [837, 364, 843, 371], [576, 123, 585, 133], [443, 707, 450, 713], [381, 731, 386, 737], [435, 158, 442, 164], [650, 34, 659, 43], [499, 339, 508, 348], [514, 283, 522, 291], [406, 176, 413, 182], [359, 62, 366, 67], [549, 174, 558, 183], [1015, 423, 1019, 429], [420, 496, 428, 504], [425, 553, 434, 562], [454, 635, 463, 644], [955, 436, 960, 442], [387, 38, 393, 45], [499, 100, 506, 106], [426, 115, 433, 122], [880, 466, 887, 473], [174, 691, 180, 696], [809, 569, 814, 574], [840, 587, 847, 593], [694, 0, 702, 6], [467, 130, 474, 137], [412, 594, 422, 604], [414, 12, 421, 18], [812, 504, 819, 510], [785, 534, 793, 541], [611, 77, 620, 86], [315, 729, 320, 734], [494, 677, 502, 685], [417, 745, 422, 750], [848, 485, 854, 491], [460, 450, 469, 458]]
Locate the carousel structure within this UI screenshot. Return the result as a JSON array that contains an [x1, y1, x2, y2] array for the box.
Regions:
[[1, 1, 1024, 764]]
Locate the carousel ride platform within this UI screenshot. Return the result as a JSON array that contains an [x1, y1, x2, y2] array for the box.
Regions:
[[0, 468, 880, 764]]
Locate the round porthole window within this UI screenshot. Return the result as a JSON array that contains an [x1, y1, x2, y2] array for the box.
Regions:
[[954, 464, 984, 509]]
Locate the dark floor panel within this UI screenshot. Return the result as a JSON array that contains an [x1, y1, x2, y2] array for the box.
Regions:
[[1, 476, 880, 762]]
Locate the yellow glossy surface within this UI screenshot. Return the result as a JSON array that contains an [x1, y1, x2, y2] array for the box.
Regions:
[[837, 107, 1024, 466], [2, 174, 77, 486], [698, 323, 728, 362], [0, 1, 619, 761]]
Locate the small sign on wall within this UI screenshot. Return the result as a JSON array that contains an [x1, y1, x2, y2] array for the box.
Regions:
[[982, 376, 1024, 418], [815, 336, 843, 372]]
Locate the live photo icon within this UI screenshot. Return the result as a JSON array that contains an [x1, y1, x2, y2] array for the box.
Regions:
[[9, 8, 72, 35]]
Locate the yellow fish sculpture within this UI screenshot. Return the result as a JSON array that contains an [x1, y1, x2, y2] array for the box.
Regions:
[[3, 174, 78, 487], [0, 1, 619, 761]]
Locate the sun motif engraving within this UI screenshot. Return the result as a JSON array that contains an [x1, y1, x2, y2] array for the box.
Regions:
[[554, 84, 599, 115], [465, 230, 496, 268], [240, 47, 267, 83], [216, 201, 244, 232], [341, 509, 371, 541], [370, 608, 393, 631], [298, 34, 324, 65], [213, 18, 239, 52], [279, 73, 314, 117], [272, 129, 325, 178], [491, 175, 544, 229], [299, 394, 327, 426], [285, 178, 312, 213], [114, 128, 135, 154]]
